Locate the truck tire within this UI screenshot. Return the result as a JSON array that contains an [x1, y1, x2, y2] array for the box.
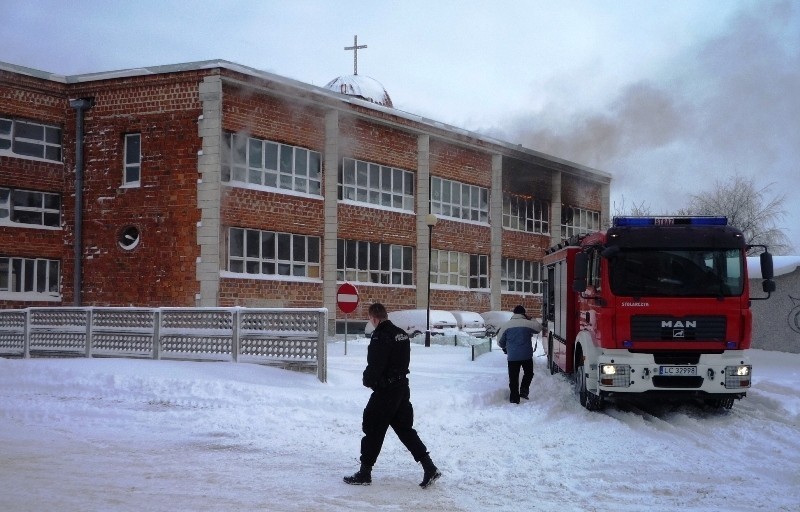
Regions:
[[547, 335, 556, 375], [575, 362, 604, 411]]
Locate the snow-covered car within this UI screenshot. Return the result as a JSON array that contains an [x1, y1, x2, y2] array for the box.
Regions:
[[365, 309, 458, 338], [449, 311, 487, 338], [480, 311, 513, 338]]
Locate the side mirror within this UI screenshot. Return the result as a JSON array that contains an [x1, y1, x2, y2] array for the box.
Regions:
[[762, 279, 776, 293], [760, 251, 774, 280], [573, 252, 588, 293]]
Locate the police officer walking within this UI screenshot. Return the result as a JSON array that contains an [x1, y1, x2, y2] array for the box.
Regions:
[[343, 302, 441, 488]]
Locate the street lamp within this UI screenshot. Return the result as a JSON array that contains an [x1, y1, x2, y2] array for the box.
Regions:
[[425, 213, 438, 347]]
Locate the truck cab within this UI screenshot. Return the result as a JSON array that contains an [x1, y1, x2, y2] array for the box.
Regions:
[[542, 216, 775, 410]]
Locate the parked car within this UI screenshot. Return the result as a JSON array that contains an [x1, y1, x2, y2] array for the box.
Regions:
[[480, 311, 513, 338], [450, 311, 487, 338], [365, 309, 458, 338]]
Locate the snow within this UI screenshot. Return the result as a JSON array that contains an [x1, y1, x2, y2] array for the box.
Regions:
[[2, 339, 799, 512]]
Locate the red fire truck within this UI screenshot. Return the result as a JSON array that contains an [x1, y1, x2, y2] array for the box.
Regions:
[[542, 216, 775, 410]]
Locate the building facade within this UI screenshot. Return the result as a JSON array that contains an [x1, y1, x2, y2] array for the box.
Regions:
[[0, 60, 611, 332]]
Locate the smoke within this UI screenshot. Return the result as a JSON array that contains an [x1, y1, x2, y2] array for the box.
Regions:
[[498, 0, 800, 245]]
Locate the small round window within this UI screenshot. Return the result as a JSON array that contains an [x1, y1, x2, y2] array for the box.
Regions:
[[119, 226, 141, 250]]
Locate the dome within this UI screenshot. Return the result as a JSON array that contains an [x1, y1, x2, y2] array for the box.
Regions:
[[324, 74, 393, 108]]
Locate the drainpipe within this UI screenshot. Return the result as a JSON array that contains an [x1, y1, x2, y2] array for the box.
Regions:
[[69, 98, 93, 306]]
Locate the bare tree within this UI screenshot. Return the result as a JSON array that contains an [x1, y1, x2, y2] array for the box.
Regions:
[[612, 195, 652, 217], [677, 175, 793, 255]]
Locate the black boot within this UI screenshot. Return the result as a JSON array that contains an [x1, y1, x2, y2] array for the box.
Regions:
[[343, 464, 372, 485], [419, 454, 441, 489]]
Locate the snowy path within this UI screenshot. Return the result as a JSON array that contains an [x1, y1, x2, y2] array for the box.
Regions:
[[1, 342, 799, 511]]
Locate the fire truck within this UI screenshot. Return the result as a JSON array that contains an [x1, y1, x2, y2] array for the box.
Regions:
[[542, 216, 775, 410]]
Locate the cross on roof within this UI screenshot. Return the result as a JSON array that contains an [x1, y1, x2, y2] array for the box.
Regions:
[[344, 35, 367, 75]]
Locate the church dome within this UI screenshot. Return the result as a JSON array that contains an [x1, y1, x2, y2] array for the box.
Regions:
[[324, 74, 393, 108]]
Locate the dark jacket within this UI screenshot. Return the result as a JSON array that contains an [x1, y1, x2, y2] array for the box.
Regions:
[[363, 319, 411, 390], [497, 314, 542, 361]]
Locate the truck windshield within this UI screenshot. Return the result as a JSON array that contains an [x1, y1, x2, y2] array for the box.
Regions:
[[608, 248, 744, 298]]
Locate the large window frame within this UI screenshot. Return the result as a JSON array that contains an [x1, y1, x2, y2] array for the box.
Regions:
[[0, 187, 61, 228], [501, 258, 542, 294], [561, 205, 600, 238], [228, 228, 320, 279], [0, 256, 60, 295], [123, 133, 141, 187], [503, 193, 549, 234], [431, 249, 488, 289], [337, 239, 413, 285], [338, 158, 415, 211], [0, 117, 62, 162], [431, 177, 489, 223], [222, 133, 322, 196]]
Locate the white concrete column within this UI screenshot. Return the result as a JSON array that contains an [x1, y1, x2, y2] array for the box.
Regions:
[[323, 110, 340, 334], [416, 134, 431, 309], [196, 75, 223, 307], [490, 154, 503, 311], [600, 182, 611, 229], [550, 171, 562, 245]]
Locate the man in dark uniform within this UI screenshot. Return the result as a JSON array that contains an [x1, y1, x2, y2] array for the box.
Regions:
[[343, 303, 441, 488]]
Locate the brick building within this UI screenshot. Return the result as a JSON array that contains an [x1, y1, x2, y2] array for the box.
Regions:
[[0, 59, 611, 332]]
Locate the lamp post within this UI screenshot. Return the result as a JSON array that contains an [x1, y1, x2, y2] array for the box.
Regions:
[[425, 213, 438, 347]]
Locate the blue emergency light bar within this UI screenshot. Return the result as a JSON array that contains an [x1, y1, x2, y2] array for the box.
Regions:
[[613, 216, 728, 227]]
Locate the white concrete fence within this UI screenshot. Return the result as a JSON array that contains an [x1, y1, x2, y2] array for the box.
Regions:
[[0, 307, 328, 382]]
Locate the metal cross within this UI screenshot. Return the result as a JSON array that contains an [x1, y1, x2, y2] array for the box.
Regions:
[[344, 35, 367, 75]]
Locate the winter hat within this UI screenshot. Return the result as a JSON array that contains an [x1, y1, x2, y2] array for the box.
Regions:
[[513, 305, 526, 315]]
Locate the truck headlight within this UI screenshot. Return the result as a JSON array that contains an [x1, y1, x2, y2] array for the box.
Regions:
[[599, 364, 631, 387], [724, 365, 752, 388]]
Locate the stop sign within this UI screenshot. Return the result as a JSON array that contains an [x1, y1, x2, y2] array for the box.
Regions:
[[337, 282, 360, 314]]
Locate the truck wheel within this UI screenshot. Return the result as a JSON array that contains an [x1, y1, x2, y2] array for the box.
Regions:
[[576, 363, 604, 411], [547, 335, 556, 375]]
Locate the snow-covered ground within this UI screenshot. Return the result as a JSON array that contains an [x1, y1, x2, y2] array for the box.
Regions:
[[1, 338, 799, 512]]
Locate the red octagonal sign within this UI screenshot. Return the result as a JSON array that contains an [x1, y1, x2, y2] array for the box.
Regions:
[[337, 282, 360, 314]]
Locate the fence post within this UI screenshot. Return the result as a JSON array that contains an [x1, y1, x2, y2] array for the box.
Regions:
[[153, 309, 161, 360], [317, 309, 328, 383], [23, 308, 30, 359], [231, 308, 240, 363], [85, 308, 93, 358]]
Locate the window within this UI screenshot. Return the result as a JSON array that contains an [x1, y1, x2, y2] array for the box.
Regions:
[[431, 177, 488, 223], [123, 134, 141, 186], [0, 187, 61, 227], [503, 194, 549, 234], [338, 158, 414, 211], [222, 133, 321, 195], [0, 117, 62, 162], [608, 248, 744, 298], [118, 226, 141, 250], [561, 205, 600, 238], [501, 258, 541, 294], [430, 249, 488, 289], [0, 257, 60, 295], [337, 239, 413, 285], [228, 228, 320, 278]]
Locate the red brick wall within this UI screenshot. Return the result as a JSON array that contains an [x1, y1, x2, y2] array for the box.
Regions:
[[59, 72, 208, 306], [562, 173, 602, 211], [0, 72, 69, 308]]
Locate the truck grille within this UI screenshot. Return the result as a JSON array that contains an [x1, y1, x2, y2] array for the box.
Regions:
[[630, 316, 726, 341]]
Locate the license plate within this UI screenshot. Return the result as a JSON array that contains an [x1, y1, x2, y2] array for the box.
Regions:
[[659, 366, 697, 375]]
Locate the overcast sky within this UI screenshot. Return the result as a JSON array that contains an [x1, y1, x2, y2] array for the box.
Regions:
[[3, 0, 798, 250]]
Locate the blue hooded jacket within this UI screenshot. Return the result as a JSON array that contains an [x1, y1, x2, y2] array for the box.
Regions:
[[497, 314, 542, 361]]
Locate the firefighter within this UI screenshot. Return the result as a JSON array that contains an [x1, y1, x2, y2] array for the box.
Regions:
[[497, 305, 542, 404], [343, 302, 441, 488]]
